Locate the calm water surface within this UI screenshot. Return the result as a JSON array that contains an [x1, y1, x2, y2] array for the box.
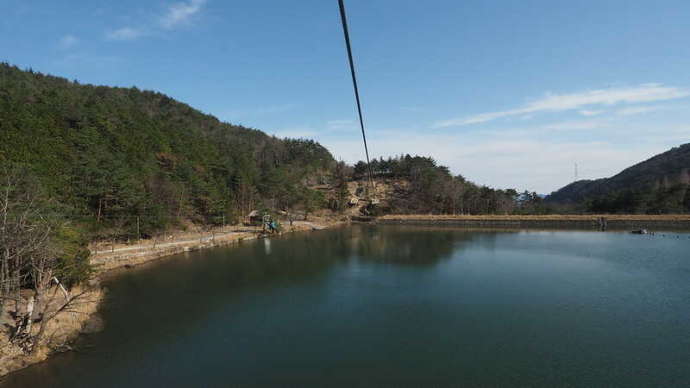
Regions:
[[3, 226, 690, 387]]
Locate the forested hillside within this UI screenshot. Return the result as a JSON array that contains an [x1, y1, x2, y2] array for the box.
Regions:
[[0, 63, 335, 240], [352, 156, 546, 215], [547, 143, 690, 213], [0, 63, 542, 324]]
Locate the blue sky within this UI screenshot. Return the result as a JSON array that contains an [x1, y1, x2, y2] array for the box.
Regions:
[[2, 0, 690, 193]]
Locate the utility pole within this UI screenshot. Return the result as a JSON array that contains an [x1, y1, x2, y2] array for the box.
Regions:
[[574, 162, 579, 182]]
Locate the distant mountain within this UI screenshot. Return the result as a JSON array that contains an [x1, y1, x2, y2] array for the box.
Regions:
[[547, 144, 690, 213]]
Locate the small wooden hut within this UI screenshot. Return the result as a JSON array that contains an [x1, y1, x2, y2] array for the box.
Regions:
[[245, 210, 262, 226]]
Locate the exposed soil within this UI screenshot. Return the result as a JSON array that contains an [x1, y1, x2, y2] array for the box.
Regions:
[[0, 286, 103, 377]]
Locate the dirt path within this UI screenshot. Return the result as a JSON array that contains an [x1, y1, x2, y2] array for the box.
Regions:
[[90, 219, 344, 272], [292, 221, 326, 230], [92, 229, 257, 256]]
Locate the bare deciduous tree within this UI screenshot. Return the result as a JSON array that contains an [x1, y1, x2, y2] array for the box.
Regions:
[[1, 166, 49, 316], [1, 166, 94, 353]]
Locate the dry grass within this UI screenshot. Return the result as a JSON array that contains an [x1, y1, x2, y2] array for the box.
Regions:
[[0, 286, 102, 377]]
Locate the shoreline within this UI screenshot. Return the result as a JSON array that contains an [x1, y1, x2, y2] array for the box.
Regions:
[[376, 214, 690, 230], [4, 214, 686, 377], [0, 218, 344, 378], [90, 219, 344, 273], [0, 286, 103, 378]]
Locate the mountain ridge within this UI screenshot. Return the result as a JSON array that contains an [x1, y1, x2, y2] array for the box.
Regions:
[[547, 143, 690, 212]]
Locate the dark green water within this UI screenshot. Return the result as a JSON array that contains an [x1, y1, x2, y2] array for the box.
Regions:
[[3, 226, 690, 387]]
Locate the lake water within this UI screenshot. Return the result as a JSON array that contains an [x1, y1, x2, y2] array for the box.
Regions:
[[3, 226, 690, 387]]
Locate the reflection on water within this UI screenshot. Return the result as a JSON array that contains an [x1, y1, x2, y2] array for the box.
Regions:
[[349, 225, 496, 266], [3, 226, 690, 388], [263, 238, 271, 255]]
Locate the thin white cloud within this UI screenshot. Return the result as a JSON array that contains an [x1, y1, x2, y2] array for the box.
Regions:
[[160, 0, 206, 29], [106, 27, 144, 41], [320, 130, 673, 193], [579, 109, 604, 116], [542, 120, 605, 131], [327, 119, 355, 131], [312, 112, 689, 193], [434, 84, 690, 128], [449, 140, 662, 193], [106, 0, 206, 41], [58, 34, 78, 50], [616, 105, 662, 116]]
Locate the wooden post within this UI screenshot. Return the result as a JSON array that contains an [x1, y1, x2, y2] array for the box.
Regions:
[[136, 216, 140, 241]]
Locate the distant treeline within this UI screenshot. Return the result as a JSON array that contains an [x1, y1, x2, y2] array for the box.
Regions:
[[582, 184, 690, 213], [353, 156, 548, 215]]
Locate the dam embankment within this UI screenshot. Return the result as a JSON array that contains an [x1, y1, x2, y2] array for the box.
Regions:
[[376, 214, 690, 230]]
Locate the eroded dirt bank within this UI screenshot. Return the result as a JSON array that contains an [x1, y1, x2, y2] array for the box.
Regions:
[[0, 286, 103, 377]]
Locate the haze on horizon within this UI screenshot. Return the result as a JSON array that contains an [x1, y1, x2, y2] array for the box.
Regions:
[[3, 0, 690, 193]]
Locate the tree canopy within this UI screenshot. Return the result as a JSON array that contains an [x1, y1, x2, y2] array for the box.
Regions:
[[0, 63, 335, 239], [354, 155, 521, 215]]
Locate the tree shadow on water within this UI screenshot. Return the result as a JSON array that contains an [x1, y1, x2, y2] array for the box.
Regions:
[[347, 225, 497, 267]]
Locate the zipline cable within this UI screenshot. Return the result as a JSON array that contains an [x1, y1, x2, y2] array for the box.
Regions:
[[338, 0, 375, 196]]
